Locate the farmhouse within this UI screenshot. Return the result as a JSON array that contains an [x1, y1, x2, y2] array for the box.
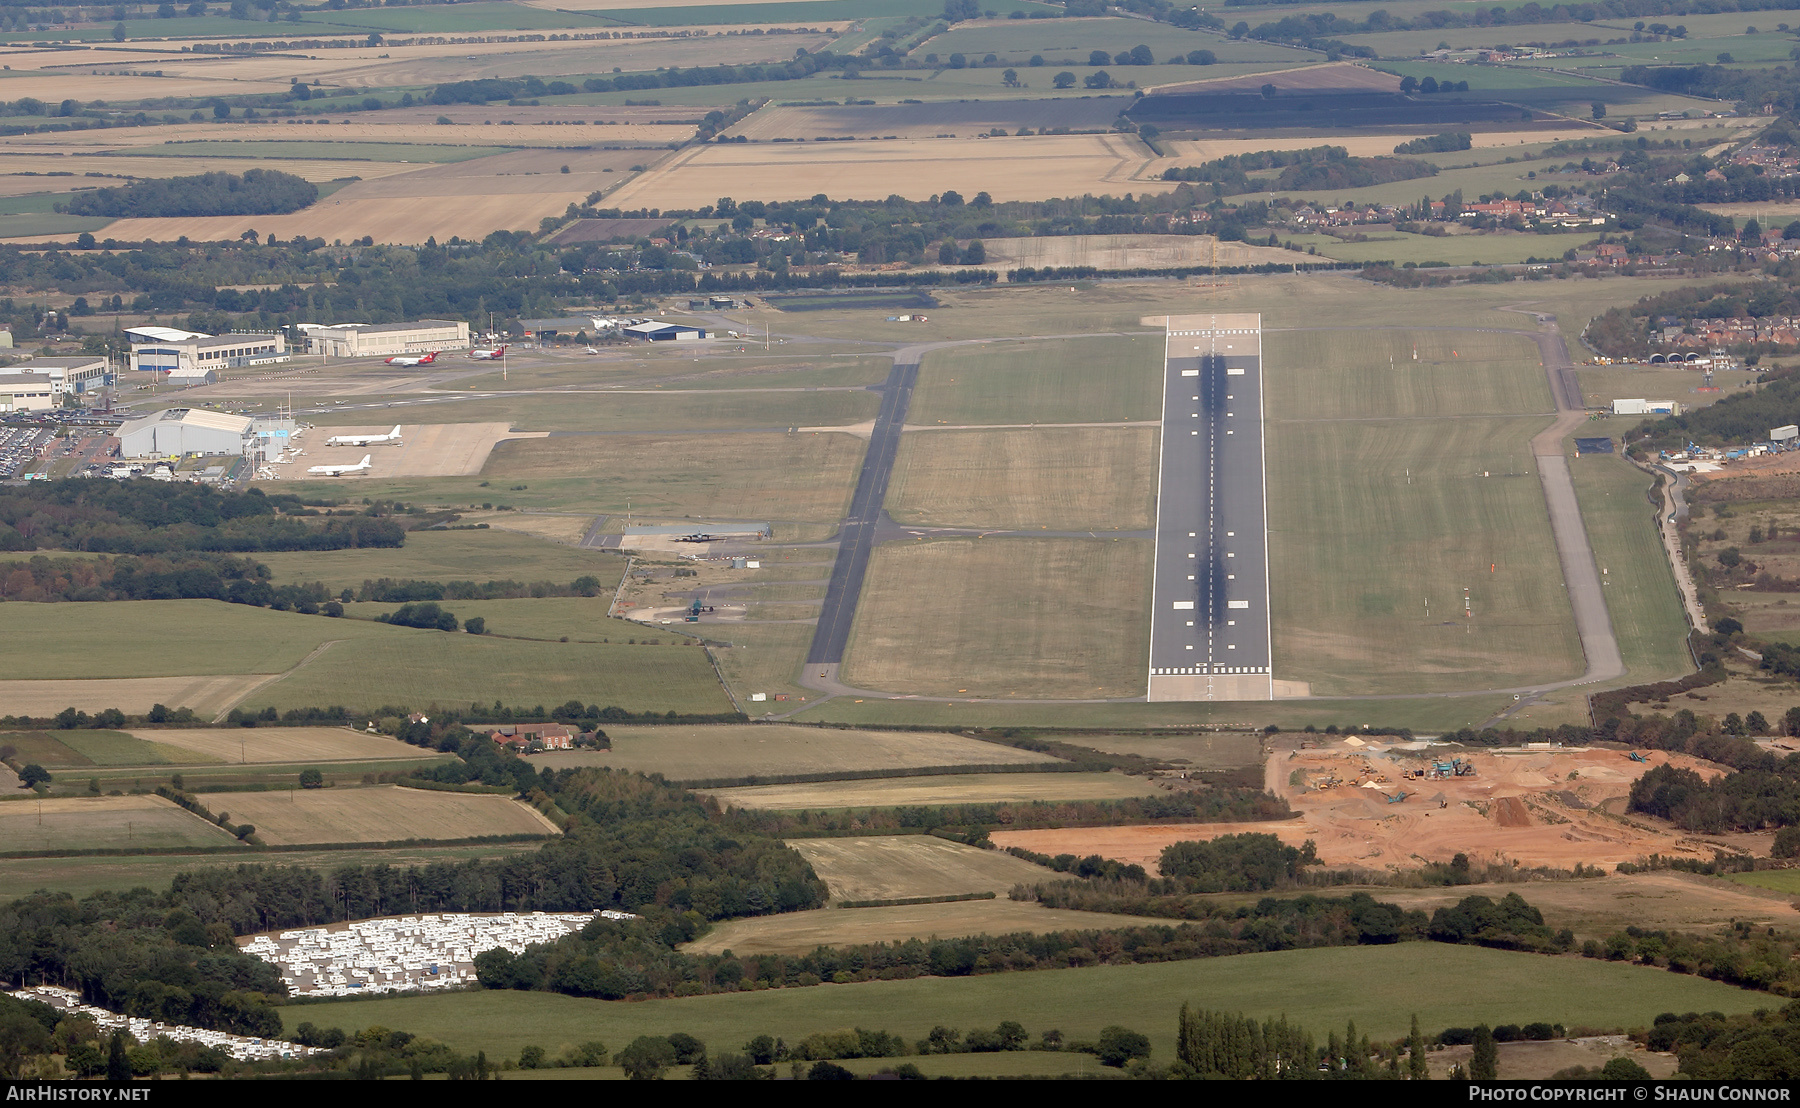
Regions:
[[116, 407, 297, 461], [300, 319, 472, 358], [128, 328, 288, 375], [484, 723, 579, 752], [0, 356, 111, 396]]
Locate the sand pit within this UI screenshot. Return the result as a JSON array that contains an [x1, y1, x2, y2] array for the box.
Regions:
[[997, 744, 1735, 873], [271, 423, 549, 480]]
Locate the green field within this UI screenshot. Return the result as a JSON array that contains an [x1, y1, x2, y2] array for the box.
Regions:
[[840, 536, 1151, 699], [373, 387, 879, 435], [886, 426, 1156, 530], [0, 191, 114, 237], [707, 770, 1160, 810], [0, 794, 240, 854], [0, 841, 533, 901], [296, 2, 615, 32], [1268, 414, 1580, 694], [908, 335, 1161, 426], [593, 0, 1058, 28], [1567, 451, 1692, 683], [115, 142, 515, 163], [277, 431, 865, 521], [1268, 328, 1553, 420], [1724, 870, 1800, 895], [0, 729, 202, 767], [917, 16, 1301, 61], [791, 690, 1518, 730], [298, 943, 1766, 1060], [533, 723, 1050, 779], [1288, 229, 1601, 267], [338, 597, 623, 642], [257, 529, 626, 592], [0, 600, 411, 678], [240, 634, 732, 715]]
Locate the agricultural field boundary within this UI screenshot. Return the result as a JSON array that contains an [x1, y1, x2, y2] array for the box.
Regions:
[[209, 639, 345, 724]]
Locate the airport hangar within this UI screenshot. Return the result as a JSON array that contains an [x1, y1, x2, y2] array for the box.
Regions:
[[1147, 313, 1273, 703]]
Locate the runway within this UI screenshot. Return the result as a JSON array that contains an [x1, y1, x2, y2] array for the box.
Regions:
[[1147, 313, 1273, 702]]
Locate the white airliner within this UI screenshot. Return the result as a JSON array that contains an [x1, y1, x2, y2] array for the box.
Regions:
[[470, 344, 508, 360], [384, 351, 438, 367], [325, 425, 401, 448], [306, 454, 372, 477]]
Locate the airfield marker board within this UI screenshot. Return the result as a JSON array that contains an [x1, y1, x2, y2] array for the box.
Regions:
[[1147, 313, 1272, 702]]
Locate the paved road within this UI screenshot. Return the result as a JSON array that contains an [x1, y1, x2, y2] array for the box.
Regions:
[[803, 356, 921, 667], [1526, 322, 1626, 687], [1148, 321, 1272, 696]]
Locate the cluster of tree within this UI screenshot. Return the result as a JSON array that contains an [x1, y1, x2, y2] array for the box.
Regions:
[[1157, 832, 1319, 892], [0, 551, 268, 602], [0, 893, 285, 1036], [1628, 756, 1800, 833], [1652, 1005, 1800, 1077], [1586, 920, 1800, 994], [1394, 132, 1472, 155], [0, 482, 404, 554], [352, 574, 606, 603], [63, 169, 316, 219], [1426, 893, 1569, 953], [1177, 1006, 1431, 1080], [377, 600, 462, 632], [1159, 145, 1438, 195], [1397, 75, 1471, 95]]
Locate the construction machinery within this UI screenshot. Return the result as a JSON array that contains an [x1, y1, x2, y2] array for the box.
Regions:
[[1626, 751, 1648, 763], [1386, 791, 1410, 804]]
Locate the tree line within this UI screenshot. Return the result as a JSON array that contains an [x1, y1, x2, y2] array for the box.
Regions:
[[0, 482, 404, 554], [1159, 144, 1439, 196]]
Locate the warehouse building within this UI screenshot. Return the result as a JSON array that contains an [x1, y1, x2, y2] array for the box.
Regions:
[[301, 319, 471, 358], [0, 373, 58, 412], [0, 355, 111, 395], [623, 321, 705, 342], [117, 407, 296, 461], [128, 330, 288, 375]]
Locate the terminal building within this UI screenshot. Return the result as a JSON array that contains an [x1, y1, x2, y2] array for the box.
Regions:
[[0, 355, 111, 397], [126, 327, 288, 377], [299, 319, 471, 358], [116, 407, 297, 461]]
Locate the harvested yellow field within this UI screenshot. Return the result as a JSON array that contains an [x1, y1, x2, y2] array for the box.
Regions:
[[112, 31, 840, 89], [704, 772, 1162, 810], [92, 148, 665, 244], [142, 727, 442, 765], [787, 835, 1059, 901], [886, 427, 1157, 531], [0, 73, 291, 99], [0, 794, 238, 853], [1, 119, 691, 150], [1154, 125, 1604, 165], [219, 785, 559, 846], [0, 675, 266, 716], [686, 899, 1151, 956], [606, 133, 1169, 206], [983, 233, 1293, 271]]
